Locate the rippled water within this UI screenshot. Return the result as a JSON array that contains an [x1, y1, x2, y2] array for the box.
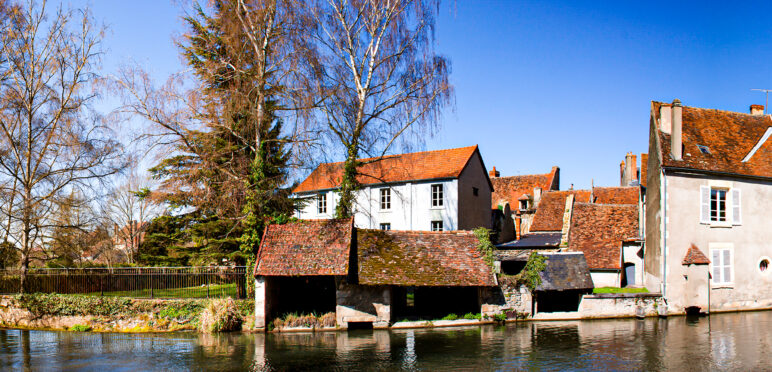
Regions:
[[1, 311, 771, 371]]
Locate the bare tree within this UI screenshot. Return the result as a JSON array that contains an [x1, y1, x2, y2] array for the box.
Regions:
[[306, 0, 453, 217], [105, 170, 159, 264], [0, 1, 127, 287]]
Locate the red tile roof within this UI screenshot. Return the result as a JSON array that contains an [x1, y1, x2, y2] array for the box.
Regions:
[[682, 244, 711, 265], [567, 203, 640, 270], [254, 219, 353, 276], [357, 230, 497, 287], [491, 167, 559, 209], [294, 146, 488, 193], [592, 186, 639, 205], [654, 102, 772, 178], [530, 190, 592, 232]]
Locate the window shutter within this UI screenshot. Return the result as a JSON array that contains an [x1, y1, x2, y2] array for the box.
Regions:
[[712, 250, 721, 282], [723, 250, 732, 283], [731, 188, 741, 225], [700, 186, 711, 224]]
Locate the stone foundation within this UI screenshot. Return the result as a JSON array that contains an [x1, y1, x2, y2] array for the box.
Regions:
[[335, 280, 391, 329], [480, 283, 532, 319]]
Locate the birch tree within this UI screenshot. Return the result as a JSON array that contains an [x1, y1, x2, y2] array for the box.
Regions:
[[0, 0, 127, 285], [307, 0, 453, 218]]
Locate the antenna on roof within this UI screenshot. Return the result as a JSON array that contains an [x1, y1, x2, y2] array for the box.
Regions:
[[751, 89, 772, 114]]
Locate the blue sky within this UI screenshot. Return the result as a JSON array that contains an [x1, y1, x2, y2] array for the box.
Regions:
[[70, 0, 772, 189]]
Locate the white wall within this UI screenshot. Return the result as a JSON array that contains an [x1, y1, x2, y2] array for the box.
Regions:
[[658, 173, 772, 313], [294, 179, 459, 231], [590, 271, 620, 288], [622, 243, 644, 287]]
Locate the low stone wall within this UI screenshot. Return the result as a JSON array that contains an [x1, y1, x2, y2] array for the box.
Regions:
[[532, 293, 665, 320], [480, 281, 532, 319]]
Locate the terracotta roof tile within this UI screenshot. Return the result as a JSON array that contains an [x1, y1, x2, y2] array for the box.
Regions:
[[592, 186, 639, 205], [255, 219, 353, 276], [682, 244, 711, 265], [567, 203, 640, 270], [530, 190, 592, 232], [357, 230, 497, 287], [294, 146, 485, 193], [654, 102, 772, 178], [491, 166, 559, 209]]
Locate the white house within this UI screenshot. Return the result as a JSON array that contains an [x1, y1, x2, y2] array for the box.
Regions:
[[645, 100, 772, 315], [292, 145, 493, 231]]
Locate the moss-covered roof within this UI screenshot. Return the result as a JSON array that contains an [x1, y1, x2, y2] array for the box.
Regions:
[[357, 230, 497, 287]]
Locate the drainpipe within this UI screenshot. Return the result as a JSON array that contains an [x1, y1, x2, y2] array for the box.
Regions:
[[661, 168, 667, 298]]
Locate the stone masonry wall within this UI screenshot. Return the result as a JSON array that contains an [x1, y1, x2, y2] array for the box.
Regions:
[[335, 280, 391, 329], [480, 282, 532, 319]]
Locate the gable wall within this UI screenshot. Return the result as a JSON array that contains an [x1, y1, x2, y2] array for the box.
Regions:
[[457, 151, 493, 230]]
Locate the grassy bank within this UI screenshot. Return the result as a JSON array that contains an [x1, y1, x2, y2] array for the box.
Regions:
[[1, 293, 255, 333]]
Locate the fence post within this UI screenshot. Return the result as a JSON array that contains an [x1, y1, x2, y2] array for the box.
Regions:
[[100, 275, 103, 297], [206, 271, 210, 298]]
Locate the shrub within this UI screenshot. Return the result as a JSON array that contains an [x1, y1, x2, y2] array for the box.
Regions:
[[271, 312, 337, 330], [69, 324, 92, 332], [441, 313, 459, 321], [493, 313, 507, 322], [319, 312, 336, 328], [198, 297, 243, 333], [463, 313, 481, 320]]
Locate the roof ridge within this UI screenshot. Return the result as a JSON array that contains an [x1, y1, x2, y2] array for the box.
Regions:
[[313, 145, 479, 167]]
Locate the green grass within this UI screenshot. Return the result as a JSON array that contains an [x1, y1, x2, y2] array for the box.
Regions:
[[69, 324, 92, 332], [593, 287, 649, 294], [85, 283, 238, 299]]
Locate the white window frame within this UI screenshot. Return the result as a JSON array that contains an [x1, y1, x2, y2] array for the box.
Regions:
[[380, 188, 391, 211], [317, 193, 327, 215], [431, 220, 443, 231], [431, 184, 444, 208], [710, 243, 734, 287], [700, 182, 739, 227]]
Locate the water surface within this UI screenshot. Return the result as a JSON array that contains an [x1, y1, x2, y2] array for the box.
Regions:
[[1, 311, 771, 371]]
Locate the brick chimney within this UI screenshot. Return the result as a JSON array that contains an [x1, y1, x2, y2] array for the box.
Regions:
[[751, 104, 764, 116], [671, 99, 682, 161], [489, 166, 500, 178]]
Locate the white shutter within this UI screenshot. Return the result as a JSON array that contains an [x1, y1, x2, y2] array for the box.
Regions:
[[723, 250, 732, 283], [712, 250, 721, 282], [731, 188, 741, 225], [700, 186, 711, 224]]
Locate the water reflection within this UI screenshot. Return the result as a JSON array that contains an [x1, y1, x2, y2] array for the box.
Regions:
[[1, 311, 771, 371]]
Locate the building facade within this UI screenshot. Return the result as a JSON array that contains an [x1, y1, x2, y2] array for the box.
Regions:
[[645, 100, 772, 314], [293, 146, 493, 231]]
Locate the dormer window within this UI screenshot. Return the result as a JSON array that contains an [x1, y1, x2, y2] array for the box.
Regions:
[[520, 200, 529, 210], [697, 145, 711, 154]]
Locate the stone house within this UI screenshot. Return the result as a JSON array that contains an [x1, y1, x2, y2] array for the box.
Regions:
[[644, 100, 772, 314], [292, 146, 493, 232], [489, 166, 560, 240], [253, 219, 499, 329]]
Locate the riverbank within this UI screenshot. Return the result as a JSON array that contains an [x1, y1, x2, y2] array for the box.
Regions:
[[0, 294, 258, 333]]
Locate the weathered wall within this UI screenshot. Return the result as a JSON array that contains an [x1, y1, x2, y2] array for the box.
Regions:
[[335, 281, 391, 329], [644, 115, 664, 291], [530, 293, 665, 320], [660, 173, 772, 313], [480, 282, 532, 319], [254, 276, 267, 328], [458, 151, 493, 230]]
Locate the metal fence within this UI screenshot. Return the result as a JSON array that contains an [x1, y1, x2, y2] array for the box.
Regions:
[[0, 266, 248, 299]]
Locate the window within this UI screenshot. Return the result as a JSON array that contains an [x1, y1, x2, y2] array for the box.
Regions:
[[711, 246, 733, 285], [380, 188, 391, 210], [473, 187, 479, 196], [380, 223, 391, 231], [431, 184, 444, 207], [710, 189, 727, 222], [431, 221, 443, 231], [317, 193, 327, 214], [697, 145, 711, 154], [760, 258, 770, 275], [700, 186, 741, 225], [520, 200, 529, 210]]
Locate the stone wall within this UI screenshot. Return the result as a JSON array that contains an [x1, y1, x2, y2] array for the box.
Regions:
[[532, 293, 665, 320], [479, 282, 532, 319], [335, 280, 391, 329]]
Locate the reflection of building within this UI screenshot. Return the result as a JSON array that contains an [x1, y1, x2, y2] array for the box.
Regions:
[[292, 146, 493, 232], [645, 100, 772, 314]]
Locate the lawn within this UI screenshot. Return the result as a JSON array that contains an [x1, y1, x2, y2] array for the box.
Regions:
[[84, 283, 240, 299], [593, 287, 649, 294]]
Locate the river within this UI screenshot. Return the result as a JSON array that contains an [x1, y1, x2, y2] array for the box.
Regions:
[[1, 311, 771, 371]]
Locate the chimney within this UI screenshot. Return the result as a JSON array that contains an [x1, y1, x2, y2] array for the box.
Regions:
[[619, 161, 626, 186], [671, 99, 682, 161], [489, 166, 500, 178], [630, 153, 637, 185], [750, 104, 764, 116], [534, 187, 542, 204], [659, 104, 672, 134], [559, 194, 575, 248]]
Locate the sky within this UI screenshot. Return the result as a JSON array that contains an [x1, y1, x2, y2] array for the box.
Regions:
[[67, 0, 772, 189]]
